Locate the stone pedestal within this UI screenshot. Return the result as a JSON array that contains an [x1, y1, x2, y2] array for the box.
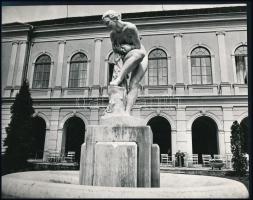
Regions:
[[79, 125, 160, 188]]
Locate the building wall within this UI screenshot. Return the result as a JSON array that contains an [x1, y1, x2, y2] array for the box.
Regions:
[[1, 7, 248, 160]]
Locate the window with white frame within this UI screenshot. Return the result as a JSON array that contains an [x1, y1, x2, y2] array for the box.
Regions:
[[148, 49, 168, 85], [190, 47, 212, 84], [32, 54, 51, 88], [68, 52, 88, 88], [235, 45, 247, 84]]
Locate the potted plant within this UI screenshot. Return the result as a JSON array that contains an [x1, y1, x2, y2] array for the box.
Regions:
[[175, 150, 185, 167], [209, 158, 225, 170]]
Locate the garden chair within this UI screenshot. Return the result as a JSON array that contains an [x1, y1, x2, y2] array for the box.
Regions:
[[47, 151, 62, 163], [202, 154, 212, 167], [160, 154, 169, 166], [65, 151, 76, 163], [185, 154, 198, 167], [167, 155, 173, 167]]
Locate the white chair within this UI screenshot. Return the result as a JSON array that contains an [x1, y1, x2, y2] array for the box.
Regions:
[[167, 156, 173, 167], [202, 154, 212, 167], [186, 154, 198, 167], [65, 151, 76, 163], [160, 154, 169, 166], [47, 151, 61, 163]]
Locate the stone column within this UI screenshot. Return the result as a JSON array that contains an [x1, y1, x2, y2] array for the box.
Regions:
[[216, 31, 231, 95], [92, 38, 103, 96], [15, 41, 28, 87], [222, 106, 233, 155], [43, 128, 50, 161], [53, 40, 66, 97], [47, 108, 61, 153], [176, 106, 187, 153], [218, 130, 226, 156], [4, 41, 19, 97], [171, 129, 177, 162], [174, 33, 185, 95], [186, 130, 193, 155]]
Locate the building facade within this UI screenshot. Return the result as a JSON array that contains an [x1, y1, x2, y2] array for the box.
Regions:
[[1, 6, 248, 162]]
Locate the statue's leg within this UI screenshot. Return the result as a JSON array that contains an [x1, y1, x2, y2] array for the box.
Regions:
[[125, 54, 148, 114], [110, 49, 145, 86]]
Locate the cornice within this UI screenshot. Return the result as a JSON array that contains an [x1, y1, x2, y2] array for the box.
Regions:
[[30, 13, 246, 35]]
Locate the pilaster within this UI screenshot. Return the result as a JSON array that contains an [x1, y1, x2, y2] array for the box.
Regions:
[[4, 41, 19, 97], [222, 106, 233, 154], [175, 106, 187, 153], [53, 40, 66, 97], [174, 33, 184, 84], [216, 31, 229, 83], [15, 41, 28, 87], [93, 38, 103, 86]]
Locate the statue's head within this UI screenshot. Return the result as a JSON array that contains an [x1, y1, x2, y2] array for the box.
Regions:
[[102, 10, 121, 23]]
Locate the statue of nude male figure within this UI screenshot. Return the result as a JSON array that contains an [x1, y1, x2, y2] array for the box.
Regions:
[[102, 10, 148, 115]]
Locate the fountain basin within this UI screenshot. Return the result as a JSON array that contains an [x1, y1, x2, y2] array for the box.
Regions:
[[2, 170, 248, 198]]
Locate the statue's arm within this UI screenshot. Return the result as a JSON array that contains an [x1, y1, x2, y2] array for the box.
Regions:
[[110, 32, 124, 54], [121, 25, 141, 53]]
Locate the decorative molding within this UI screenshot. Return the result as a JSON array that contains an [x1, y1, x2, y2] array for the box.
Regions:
[[94, 38, 103, 42], [215, 31, 226, 36], [11, 41, 19, 45], [19, 41, 28, 45], [58, 40, 66, 44], [173, 33, 183, 38], [156, 109, 161, 115]]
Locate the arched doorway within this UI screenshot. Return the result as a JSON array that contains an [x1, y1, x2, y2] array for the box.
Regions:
[[240, 117, 248, 154], [31, 116, 46, 159], [147, 116, 172, 156], [192, 116, 218, 163], [62, 116, 85, 162]]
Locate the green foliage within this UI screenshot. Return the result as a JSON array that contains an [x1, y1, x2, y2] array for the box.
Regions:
[[3, 80, 35, 173], [230, 121, 247, 176], [240, 118, 248, 154]]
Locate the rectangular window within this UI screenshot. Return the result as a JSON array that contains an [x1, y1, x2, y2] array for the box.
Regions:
[[69, 62, 87, 88], [32, 64, 50, 89]]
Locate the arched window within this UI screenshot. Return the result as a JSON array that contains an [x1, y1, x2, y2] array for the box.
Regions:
[[148, 49, 168, 85], [32, 54, 51, 88], [235, 45, 247, 84], [191, 47, 212, 84], [68, 52, 88, 88]]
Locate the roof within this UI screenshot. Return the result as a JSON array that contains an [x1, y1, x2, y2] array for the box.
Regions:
[[3, 5, 246, 27]]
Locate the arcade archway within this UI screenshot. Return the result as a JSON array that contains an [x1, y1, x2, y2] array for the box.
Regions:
[[62, 116, 85, 162], [147, 116, 172, 156], [192, 116, 218, 163], [31, 116, 46, 159]]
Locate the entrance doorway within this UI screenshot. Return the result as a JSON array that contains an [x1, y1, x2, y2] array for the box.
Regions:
[[31, 116, 46, 159], [147, 116, 172, 156], [192, 116, 218, 163], [63, 116, 85, 162]]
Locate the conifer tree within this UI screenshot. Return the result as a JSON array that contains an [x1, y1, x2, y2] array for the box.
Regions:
[[3, 80, 35, 173], [230, 121, 247, 176]]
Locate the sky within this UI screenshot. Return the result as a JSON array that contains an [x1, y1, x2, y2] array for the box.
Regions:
[[2, 4, 246, 24]]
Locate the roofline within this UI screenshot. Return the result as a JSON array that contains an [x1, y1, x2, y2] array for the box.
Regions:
[[2, 5, 247, 27]]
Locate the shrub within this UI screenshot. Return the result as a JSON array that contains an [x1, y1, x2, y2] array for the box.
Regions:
[[3, 80, 35, 174], [230, 121, 247, 176]]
